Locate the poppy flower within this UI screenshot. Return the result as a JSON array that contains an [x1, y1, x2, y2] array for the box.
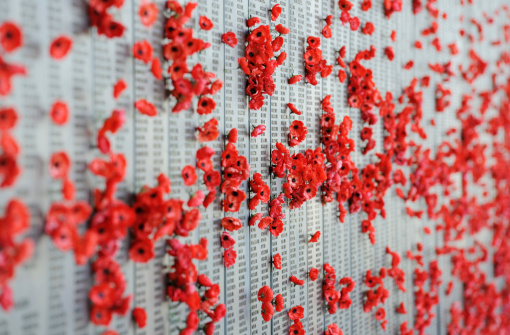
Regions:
[[258, 285, 273, 302], [222, 31, 238, 48], [151, 57, 162, 80], [181, 165, 197, 186], [247, 17, 261, 27], [275, 24, 290, 34], [50, 101, 69, 125], [273, 253, 282, 269], [362, 22, 375, 35], [404, 60, 414, 69], [261, 301, 274, 321], [309, 268, 319, 281], [287, 103, 302, 115], [199, 16, 213, 30], [0, 107, 18, 130], [224, 248, 237, 268], [274, 294, 284, 312], [131, 307, 147, 328], [0, 22, 22, 53], [187, 190, 205, 207], [49, 36, 73, 60], [133, 40, 153, 63], [384, 46, 394, 61], [220, 231, 236, 249], [129, 238, 155, 262], [228, 128, 238, 143], [349, 17, 360, 31], [361, 0, 372, 11], [134, 99, 157, 116], [269, 218, 284, 237], [396, 302, 407, 314], [251, 124, 266, 137], [323, 25, 332, 38], [375, 307, 386, 320], [338, 69, 347, 83], [197, 97, 216, 115], [139, 2, 158, 27], [113, 79, 127, 99], [271, 4, 282, 21], [288, 75, 302, 85], [50, 152, 70, 179], [288, 305, 304, 320], [90, 306, 113, 326], [221, 217, 242, 231], [309, 231, 320, 243], [89, 283, 115, 307], [290, 275, 304, 286]]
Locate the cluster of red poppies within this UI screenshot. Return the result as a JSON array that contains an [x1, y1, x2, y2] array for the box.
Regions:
[[0, 200, 33, 311], [323, 263, 355, 315], [384, 0, 403, 18], [239, 7, 287, 110], [386, 246, 406, 292], [249, 193, 285, 238], [413, 260, 441, 333], [163, 2, 223, 113], [0, 22, 26, 97], [167, 239, 226, 333], [249, 172, 270, 209], [363, 268, 389, 330], [303, 36, 332, 86], [220, 217, 238, 268], [257, 285, 284, 322], [322, 15, 334, 38], [88, 0, 126, 38], [288, 305, 305, 334], [0, 24, 29, 307], [221, 129, 249, 212], [196, 146, 221, 208], [338, 0, 361, 31]]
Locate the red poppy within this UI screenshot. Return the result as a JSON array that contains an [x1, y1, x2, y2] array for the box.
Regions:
[[0, 22, 22, 53], [269, 218, 284, 237], [271, 4, 282, 21], [309, 268, 319, 281], [50, 101, 69, 125], [0, 107, 18, 130], [404, 60, 414, 69], [139, 2, 158, 27], [349, 17, 360, 31], [49, 36, 73, 60], [223, 248, 237, 268], [362, 22, 375, 35], [274, 294, 284, 312], [396, 302, 407, 314], [181, 165, 197, 186], [199, 16, 213, 30], [221, 217, 242, 231], [273, 253, 282, 269], [131, 307, 147, 328], [134, 99, 157, 116], [288, 305, 304, 320], [89, 283, 115, 307], [50, 152, 70, 179], [309, 231, 320, 243], [258, 285, 273, 302], [112, 79, 127, 99], [338, 69, 347, 83], [129, 238, 155, 262], [290, 275, 304, 286], [275, 24, 290, 34], [151, 57, 162, 80], [228, 128, 238, 143], [384, 46, 394, 61], [361, 0, 372, 11], [220, 231, 235, 249], [391, 30, 396, 41], [247, 17, 261, 27], [288, 75, 302, 85], [222, 32, 238, 48], [133, 40, 153, 63], [261, 301, 274, 321], [187, 190, 205, 208], [251, 124, 266, 137], [323, 25, 332, 38], [287, 103, 301, 115], [258, 216, 273, 230], [197, 97, 216, 115], [375, 307, 386, 320], [90, 306, 112, 326]]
